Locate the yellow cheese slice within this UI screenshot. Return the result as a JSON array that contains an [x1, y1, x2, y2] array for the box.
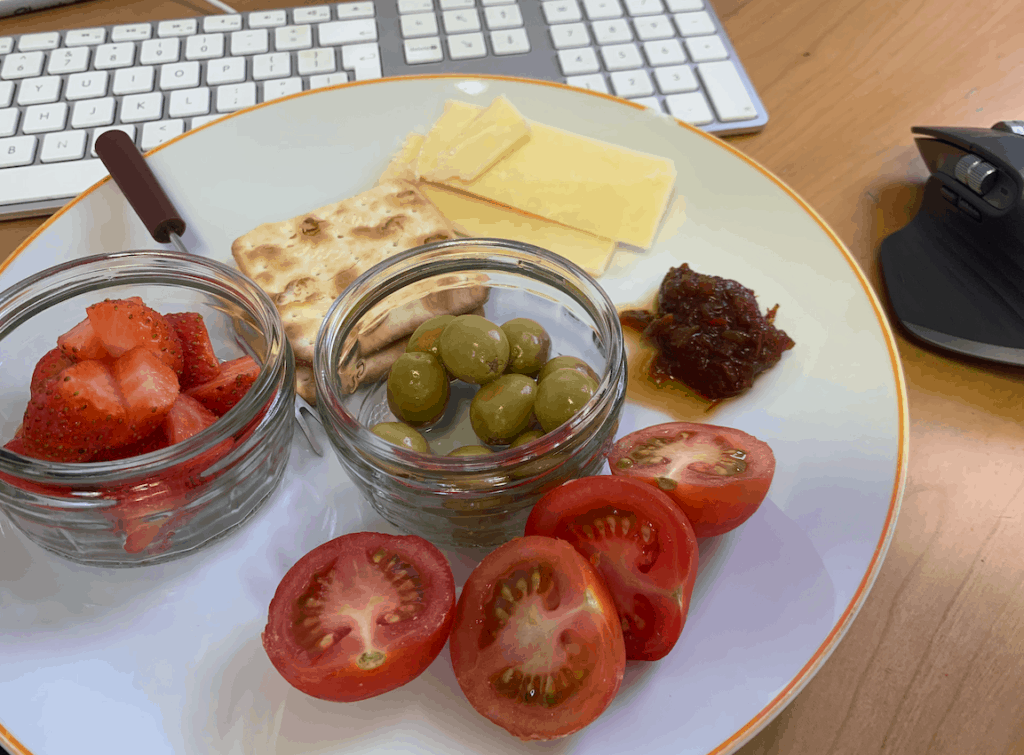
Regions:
[[379, 132, 425, 183], [420, 183, 618, 277], [414, 102, 480, 180], [434, 100, 677, 249], [422, 96, 531, 182]]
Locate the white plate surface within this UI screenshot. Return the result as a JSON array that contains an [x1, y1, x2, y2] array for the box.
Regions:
[[0, 76, 908, 755]]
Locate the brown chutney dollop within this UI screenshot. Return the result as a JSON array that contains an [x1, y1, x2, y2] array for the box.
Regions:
[[620, 263, 795, 401]]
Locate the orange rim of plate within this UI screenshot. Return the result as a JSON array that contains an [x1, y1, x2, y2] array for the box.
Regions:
[[0, 74, 909, 755]]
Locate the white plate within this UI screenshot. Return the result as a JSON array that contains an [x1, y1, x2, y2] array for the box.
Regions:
[[0, 76, 908, 755]]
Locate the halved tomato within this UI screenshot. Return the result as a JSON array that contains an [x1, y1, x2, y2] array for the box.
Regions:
[[607, 422, 776, 538], [262, 532, 456, 702], [525, 476, 699, 661], [449, 536, 625, 741]]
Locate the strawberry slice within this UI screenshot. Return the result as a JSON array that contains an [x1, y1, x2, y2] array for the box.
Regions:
[[110, 347, 180, 442], [184, 356, 260, 416], [57, 317, 109, 362], [164, 393, 219, 444], [30, 347, 76, 395], [166, 312, 221, 390], [21, 360, 128, 462], [86, 298, 184, 375], [92, 428, 169, 462]]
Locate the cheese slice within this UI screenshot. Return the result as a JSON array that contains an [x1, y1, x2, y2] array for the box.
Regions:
[[422, 96, 531, 182], [379, 132, 425, 183], [414, 102, 481, 180], [433, 100, 677, 249], [420, 183, 618, 277]]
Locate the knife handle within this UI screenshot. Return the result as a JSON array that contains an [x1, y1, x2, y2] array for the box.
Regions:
[[95, 129, 186, 245]]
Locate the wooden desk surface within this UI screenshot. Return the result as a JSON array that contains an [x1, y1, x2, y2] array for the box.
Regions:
[[3, 1, 1024, 753]]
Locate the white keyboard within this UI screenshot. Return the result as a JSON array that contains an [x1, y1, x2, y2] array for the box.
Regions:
[[0, 0, 767, 220]]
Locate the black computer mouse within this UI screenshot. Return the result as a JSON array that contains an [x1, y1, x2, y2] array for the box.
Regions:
[[878, 121, 1024, 365]]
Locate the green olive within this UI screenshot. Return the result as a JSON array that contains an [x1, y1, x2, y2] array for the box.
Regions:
[[469, 373, 537, 445], [406, 314, 456, 360], [537, 355, 600, 385], [370, 422, 430, 453], [386, 352, 450, 426], [509, 429, 545, 448], [439, 314, 510, 385], [533, 367, 598, 433], [447, 445, 494, 457], [501, 318, 551, 376]]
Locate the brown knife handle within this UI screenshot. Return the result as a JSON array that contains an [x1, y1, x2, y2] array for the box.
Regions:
[[95, 129, 186, 245]]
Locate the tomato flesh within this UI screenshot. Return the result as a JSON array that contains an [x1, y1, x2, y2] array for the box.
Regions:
[[526, 476, 699, 661], [262, 532, 456, 702], [607, 422, 776, 537], [450, 536, 625, 741]]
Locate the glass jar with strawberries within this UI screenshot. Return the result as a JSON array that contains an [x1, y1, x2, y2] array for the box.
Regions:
[[0, 251, 295, 567]]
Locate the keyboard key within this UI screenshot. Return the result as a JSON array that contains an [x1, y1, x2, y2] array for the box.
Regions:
[[0, 135, 36, 167], [654, 63, 696, 93], [18, 33, 61, 52], [140, 38, 180, 65], [342, 43, 382, 79], [91, 126, 135, 155], [40, 129, 87, 162], [0, 38, 13, 55], [582, 0, 623, 20], [191, 115, 223, 128], [673, 11, 715, 36], [157, 20, 199, 37], [47, 47, 91, 75], [336, 2, 375, 19], [0, 108, 18, 137], [185, 33, 226, 60], [65, 72, 108, 100], [263, 77, 303, 101], [624, 0, 663, 14], [249, 11, 288, 28], [293, 6, 331, 22], [204, 15, 243, 32], [398, 0, 433, 11], [113, 66, 155, 95], [565, 73, 608, 93], [665, 90, 712, 124], [207, 57, 246, 85], [443, 9, 481, 34], [275, 25, 313, 51], [592, 19, 632, 44], [65, 28, 106, 46], [0, 157, 109, 202], [448, 32, 487, 59], [94, 43, 136, 69], [403, 38, 444, 64], [698, 60, 757, 121], [665, 0, 702, 8], [491, 28, 530, 54], [550, 23, 590, 49], [140, 119, 184, 149], [441, 0, 475, 9], [644, 38, 685, 65], [482, 0, 516, 5], [685, 34, 727, 61], [160, 62, 201, 90], [231, 29, 270, 56], [634, 15, 675, 41], [601, 42, 643, 70], [70, 96, 116, 127], [0, 82, 12, 108], [168, 87, 211, 117], [17, 76, 61, 106], [1, 52, 45, 80], [401, 13, 440, 38], [484, 5, 523, 29], [543, 0, 582, 23], [23, 102, 68, 133], [630, 95, 663, 111], [308, 72, 350, 89], [557, 47, 600, 75], [610, 68, 653, 97], [120, 92, 163, 123], [319, 19, 378, 45], [111, 24, 152, 42], [297, 48, 336, 75], [215, 82, 257, 112], [253, 52, 292, 80]]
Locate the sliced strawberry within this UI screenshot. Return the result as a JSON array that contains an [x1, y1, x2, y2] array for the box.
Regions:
[[21, 360, 128, 462], [86, 298, 184, 375], [105, 476, 196, 554], [185, 356, 260, 416], [166, 312, 221, 390], [164, 393, 219, 444], [30, 347, 76, 395], [111, 347, 180, 442], [92, 427, 169, 462], [57, 317, 109, 362]]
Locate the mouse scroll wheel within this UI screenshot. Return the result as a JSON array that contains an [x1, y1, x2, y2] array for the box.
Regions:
[[954, 154, 998, 194]]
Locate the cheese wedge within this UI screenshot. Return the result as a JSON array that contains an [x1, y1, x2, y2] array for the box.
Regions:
[[422, 96, 531, 182], [433, 100, 677, 249], [419, 184, 618, 277]]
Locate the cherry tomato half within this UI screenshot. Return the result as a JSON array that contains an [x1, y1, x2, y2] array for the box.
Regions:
[[607, 422, 776, 538], [450, 536, 626, 741], [262, 532, 456, 702], [525, 476, 699, 661]]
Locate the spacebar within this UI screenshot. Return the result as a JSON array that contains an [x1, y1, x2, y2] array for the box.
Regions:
[[0, 159, 111, 205]]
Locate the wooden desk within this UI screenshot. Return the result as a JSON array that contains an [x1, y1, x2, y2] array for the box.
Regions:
[[3, 1, 1023, 753]]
